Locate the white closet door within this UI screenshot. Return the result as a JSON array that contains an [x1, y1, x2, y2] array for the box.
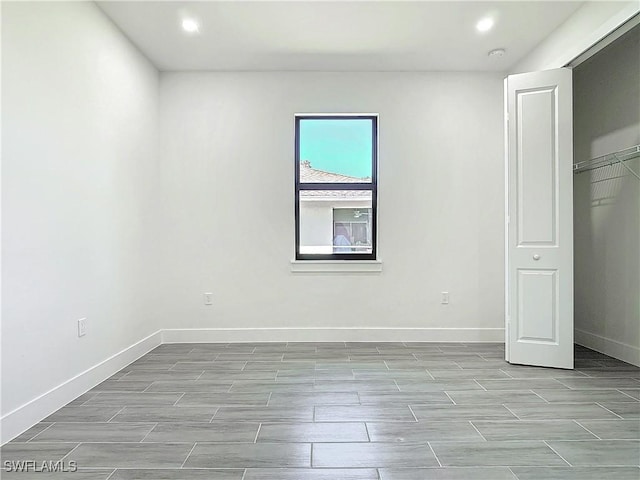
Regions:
[[506, 68, 574, 369]]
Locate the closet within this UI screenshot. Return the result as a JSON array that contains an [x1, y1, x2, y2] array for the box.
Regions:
[[572, 24, 640, 367]]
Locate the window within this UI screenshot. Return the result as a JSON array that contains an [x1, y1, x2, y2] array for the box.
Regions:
[[295, 115, 377, 260]]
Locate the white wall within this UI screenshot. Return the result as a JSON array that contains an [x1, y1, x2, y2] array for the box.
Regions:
[[573, 26, 640, 365], [158, 72, 505, 339], [511, 1, 639, 73], [2, 1, 161, 438]]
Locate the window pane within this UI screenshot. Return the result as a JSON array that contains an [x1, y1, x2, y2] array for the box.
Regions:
[[299, 118, 373, 183], [299, 191, 373, 254]]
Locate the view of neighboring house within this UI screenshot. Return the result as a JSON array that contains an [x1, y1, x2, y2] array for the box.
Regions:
[[299, 160, 372, 254]]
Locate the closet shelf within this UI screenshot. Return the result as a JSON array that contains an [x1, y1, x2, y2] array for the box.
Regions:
[[573, 145, 640, 180]]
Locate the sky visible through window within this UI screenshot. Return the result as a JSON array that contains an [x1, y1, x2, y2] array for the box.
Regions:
[[299, 119, 372, 179]]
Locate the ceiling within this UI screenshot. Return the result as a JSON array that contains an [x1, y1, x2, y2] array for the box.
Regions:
[[97, 1, 586, 72]]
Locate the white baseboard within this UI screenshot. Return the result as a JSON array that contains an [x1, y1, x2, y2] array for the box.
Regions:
[[161, 327, 505, 343], [0, 330, 162, 445], [575, 328, 640, 367]]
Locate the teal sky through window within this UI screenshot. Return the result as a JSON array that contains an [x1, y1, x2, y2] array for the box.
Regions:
[[299, 119, 373, 179]]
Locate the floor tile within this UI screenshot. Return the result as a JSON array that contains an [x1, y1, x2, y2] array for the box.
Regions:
[[385, 361, 456, 370], [201, 361, 251, 370], [135, 359, 187, 367], [379, 467, 517, 479], [546, 440, 640, 466], [349, 354, 415, 362], [510, 466, 640, 480], [68, 443, 193, 468], [1, 471, 114, 480], [378, 347, 434, 354], [503, 402, 621, 420], [415, 354, 485, 362], [90, 380, 154, 392], [313, 381, 399, 392], [445, 391, 546, 404], [429, 441, 566, 466], [500, 367, 588, 379], [257, 422, 369, 442], [578, 368, 640, 378], [44, 406, 122, 422], [577, 419, 640, 439], [620, 389, 640, 400], [476, 379, 570, 390], [243, 468, 379, 479], [427, 369, 510, 379], [312, 442, 438, 468], [199, 370, 278, 381], [367, 422, 483, 442], [83, 392, 183, 406], [557, 377, 640, 389], [317, 361, 386, 370], [359, 392, 452, 405], [184, 442, 310, 468], [268, 392, 360, 405], [244, 361, 314, 371], [0, 443, 78, 461], [411, 405, 517, 421], [216, 353, 284, 361], [118, 370, 203, 381], [471, 420, 596, 441], [151, 344, 196, 354], [168, 361, 217, 370], [123, 361, 174, 371], [277, 370, 356, 381], [29, 422, 155, 442], [215, 345, 257, 354], [5, 343, 638, 476], [455, 360, 509, 369], [213, 406, 314, 422], [10, 422, 53, 442], [144, 380, 233, 392], [315, 405, 416, 422], [532, 388, 638, 403], [353, 370, 433, 381], [110, 469, 243, 479], [396, 381, 484, 392], [64, 392, 101, 406], [283, 353, 350, 362], [479, 352, 507, 360], [110, 406, 217, 423], [177, 392, 270, 406], [598, 401, 640, 418], [143, 422, 259, 442], [229, 381, 315, 393]]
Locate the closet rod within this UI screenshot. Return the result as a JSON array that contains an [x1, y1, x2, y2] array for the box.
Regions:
[[573, 145, 640, 181]]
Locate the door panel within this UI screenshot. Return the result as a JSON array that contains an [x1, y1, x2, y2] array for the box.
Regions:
[[506, 68, 573, 369], [517, 270, 558, 343], [517, 88, 557, 245]]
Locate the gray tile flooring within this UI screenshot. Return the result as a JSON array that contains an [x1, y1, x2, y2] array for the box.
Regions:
[[2, 343, 639, 479]]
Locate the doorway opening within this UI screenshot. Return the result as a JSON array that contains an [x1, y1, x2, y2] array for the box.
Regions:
[[571, 23, 640, 368]]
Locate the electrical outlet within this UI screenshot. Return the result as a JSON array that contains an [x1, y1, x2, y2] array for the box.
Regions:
[[204, 293, 213, 305], [77, 318, 87, 337], [441, 292, 450, 304]]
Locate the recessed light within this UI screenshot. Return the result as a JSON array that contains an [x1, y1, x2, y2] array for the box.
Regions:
[[488, 48, 506, 57], [181, 18, 200, 34], [476, 17, 494, 33]]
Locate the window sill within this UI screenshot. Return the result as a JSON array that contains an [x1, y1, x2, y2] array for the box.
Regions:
[[290, 260, 383, 273]]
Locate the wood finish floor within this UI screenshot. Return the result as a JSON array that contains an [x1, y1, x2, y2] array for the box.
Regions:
[[2, 343, 639, 479]]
